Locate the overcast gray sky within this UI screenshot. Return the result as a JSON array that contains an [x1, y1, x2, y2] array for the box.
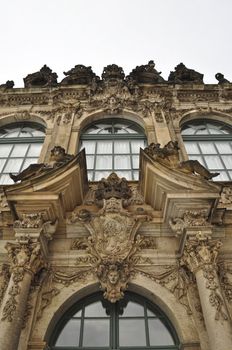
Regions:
[[0, 0, 231, 87]]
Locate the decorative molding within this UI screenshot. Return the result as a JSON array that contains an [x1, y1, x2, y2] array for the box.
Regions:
[[134, 264, 192, 314]]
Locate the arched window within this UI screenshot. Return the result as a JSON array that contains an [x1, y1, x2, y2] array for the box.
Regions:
[[49, 292, 179, 350], [181, 119, 232, 181], [79, 119, 147, 181], [0, 122, 45, 184]]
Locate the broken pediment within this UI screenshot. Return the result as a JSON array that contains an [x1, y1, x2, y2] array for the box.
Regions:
[[139, 142, 221, 225], [3, 148, 88, 224]]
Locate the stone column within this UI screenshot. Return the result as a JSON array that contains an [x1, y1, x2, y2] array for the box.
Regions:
[[0, 213, 57, 350], [0, 236, 45, 350], [181, 232, 232, 350]]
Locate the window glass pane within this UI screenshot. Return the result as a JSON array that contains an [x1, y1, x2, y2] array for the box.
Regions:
[[85, 301, 109, 317], [222, 155, 232, 168], [149, 319, 174, 346], [81, 141, 96, 154], [133, 171, 139, 180], [94, 171, 112, 181], [114, 155, 131, 169], [116, 170, 132, 179], [119, 319, 146, 346], [215, 172, 229, 181], [4, 158, 23, 172], [11, 144, 29, 157], [73, 309, 82, 317], [97, 141, 112, 154], [27, 143, 43, 157], [83, 319, 109, 347], [198, 142, 217, 154], [88, 172, 93, 181], [204, 156, 223, 169], [0, 159, 6, 172], [147, 308, 157, 317], [96, 156, 112, 169], [131, 140, 146, 153], [114, 141, 130, 153], [0, 144, 12, 157], [132, 155, 139, 168], [86, 156, 94, 169], [120, 301, 144, 317], [0, 174, 13, 184], [55, 319, 80, 346], [184, 142, 200, 154], [216, 142, 232, 154]]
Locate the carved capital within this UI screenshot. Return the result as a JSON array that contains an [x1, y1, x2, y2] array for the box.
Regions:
[[5, 236, 46, 275], [181, 232, 222, 272]]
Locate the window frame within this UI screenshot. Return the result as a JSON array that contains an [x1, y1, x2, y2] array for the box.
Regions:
[[181, 119, 232, 181], [49, 292, 180, 350], [80, 118, 147, 181], [0, 121, 45, 184]]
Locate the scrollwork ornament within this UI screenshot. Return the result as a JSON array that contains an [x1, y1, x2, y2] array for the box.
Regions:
[[203, 265, 228, 321]]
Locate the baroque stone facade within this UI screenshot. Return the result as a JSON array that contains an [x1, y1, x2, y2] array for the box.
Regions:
[[0, 62, 232, 350]]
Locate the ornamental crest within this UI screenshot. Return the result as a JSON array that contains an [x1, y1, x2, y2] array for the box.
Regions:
[[69, 174, 151, 302]]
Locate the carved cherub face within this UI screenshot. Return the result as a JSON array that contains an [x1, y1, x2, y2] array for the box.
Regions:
[[107, 269, 119, 285]]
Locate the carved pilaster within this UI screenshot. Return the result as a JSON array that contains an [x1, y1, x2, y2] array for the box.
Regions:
[[0, 213, 57, 350], [181, 232, 232, 350]]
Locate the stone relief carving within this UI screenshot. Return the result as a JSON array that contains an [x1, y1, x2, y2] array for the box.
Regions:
[[71, 238, 89, 250], [144, 141, 219, 180], [181, 232, 228, 321], [134, 264, 192, 314], [37, 273, 60, 319], [67, 173, 151, 303], [55, 100, 84, 125], [10, 146, 74, 183], [169, 210, 209, 236], [168, 63, 204, 84], [24, 65, 58, 88], [219, 186, 232, 207], [219, 263, 232, 304]]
